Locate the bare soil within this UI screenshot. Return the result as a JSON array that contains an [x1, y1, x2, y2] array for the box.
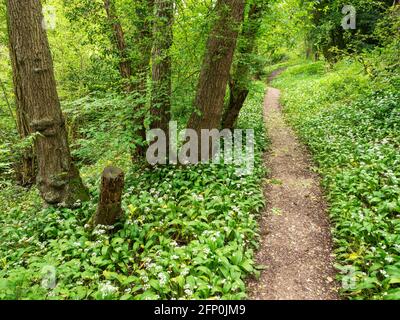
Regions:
[[246, 87, 339, 300]]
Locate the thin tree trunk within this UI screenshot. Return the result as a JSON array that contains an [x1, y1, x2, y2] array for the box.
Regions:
[[131, 0, 154, 159], [150, 0, 174, 135], [0, 77, 17, 128], [187, 0, 245, 135], [222, 81, 249, 130], [103, 0, 133, 89], [221, 1, 265, 129], [6, 0, 89, 206]]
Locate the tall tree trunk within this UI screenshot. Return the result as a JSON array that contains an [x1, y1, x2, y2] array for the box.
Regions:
[[221, 0, 266, 129], [6, 0, 89, 206], [2, 64, 36, 185], [103, 0, 133, 89], [131, 0, 154, 159], [150, 0, 174, 135], [187, 0, 245, 134]]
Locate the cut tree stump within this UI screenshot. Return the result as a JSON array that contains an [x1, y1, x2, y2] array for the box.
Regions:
[[92, 166, 124, 226]]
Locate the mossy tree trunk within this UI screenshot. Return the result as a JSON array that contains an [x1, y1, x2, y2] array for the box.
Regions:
[[131, 0, 154, 159], [150, 0, 174, 138], [6, 0, 89, 206]]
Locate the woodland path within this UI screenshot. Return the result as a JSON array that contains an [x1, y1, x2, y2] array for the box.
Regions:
[[246, 83, 339, 300]]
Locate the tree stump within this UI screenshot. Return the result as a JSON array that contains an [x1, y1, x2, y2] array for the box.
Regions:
[[92, 166, 124, 226]]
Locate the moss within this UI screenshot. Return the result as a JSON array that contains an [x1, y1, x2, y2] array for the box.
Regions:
[[72, 178, 90, 201], [65, 175, 90, 206]]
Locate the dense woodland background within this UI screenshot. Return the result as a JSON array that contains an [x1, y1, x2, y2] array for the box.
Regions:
[[0, 0, 399, 300]]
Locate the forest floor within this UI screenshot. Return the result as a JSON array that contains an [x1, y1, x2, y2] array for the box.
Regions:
[[247, 84, 340, 300]]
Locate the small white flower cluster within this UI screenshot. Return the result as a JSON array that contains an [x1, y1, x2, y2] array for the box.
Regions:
[[159, 273, 168, 286], [38, 241, 47, 250], [181, 267, 190, 276], [149, 188, 160, 197], [124, 287, 132, 294], [57, 202, 67, 208], [72, 199, 82, 208], [143, 257, 152, 268], [385, 256, 394, 263], [170, 240, 178, 247], [143, 284, 150, 290], [183, 284, 193, 296], [92, 225, 114, 236], [92, 228, 106, 236], [191, 193, 204, 201], [202, 230, 222, 243], [232, 206, 242, 215], [380, 269, 389, 278], [141, 275, 149, 283], [146, 263, 156, 270], [99, 281, 118, 298], [155, 265, 163, 272]]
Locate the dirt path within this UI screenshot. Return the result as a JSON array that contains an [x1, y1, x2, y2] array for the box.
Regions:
[[247, 87, 339, 300]]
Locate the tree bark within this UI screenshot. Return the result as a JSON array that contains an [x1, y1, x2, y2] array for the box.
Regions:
[[103, 0, 133, 89], [4, 12, 36, 186], [187, 0, 245, 134], [150, 0, 173, 135], [14, 86, 36, 186], [222, 81, 249, 130], [92, 166, 124, 226], [221, 0, 265, 129], [131, 0, 154, 159], [6, 0, 89, 206]]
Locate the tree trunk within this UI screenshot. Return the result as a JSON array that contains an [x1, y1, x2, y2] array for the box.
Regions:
[[222, 81, 249, 130], [131, 0, 154, 159], [103, 0, 133, 89], [4, 21, 36, 186], [221, 1, 266, 129], [14, 98, 36, 186], [150, 0, 173, 135], [6, 0, 89, 206], [187, 0, 245, 134], [92, 166, 124, 226]]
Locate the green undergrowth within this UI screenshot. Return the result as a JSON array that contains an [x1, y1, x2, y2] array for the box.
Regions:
[[273, 59, 400, 300], [0, 82, 269, 300]]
